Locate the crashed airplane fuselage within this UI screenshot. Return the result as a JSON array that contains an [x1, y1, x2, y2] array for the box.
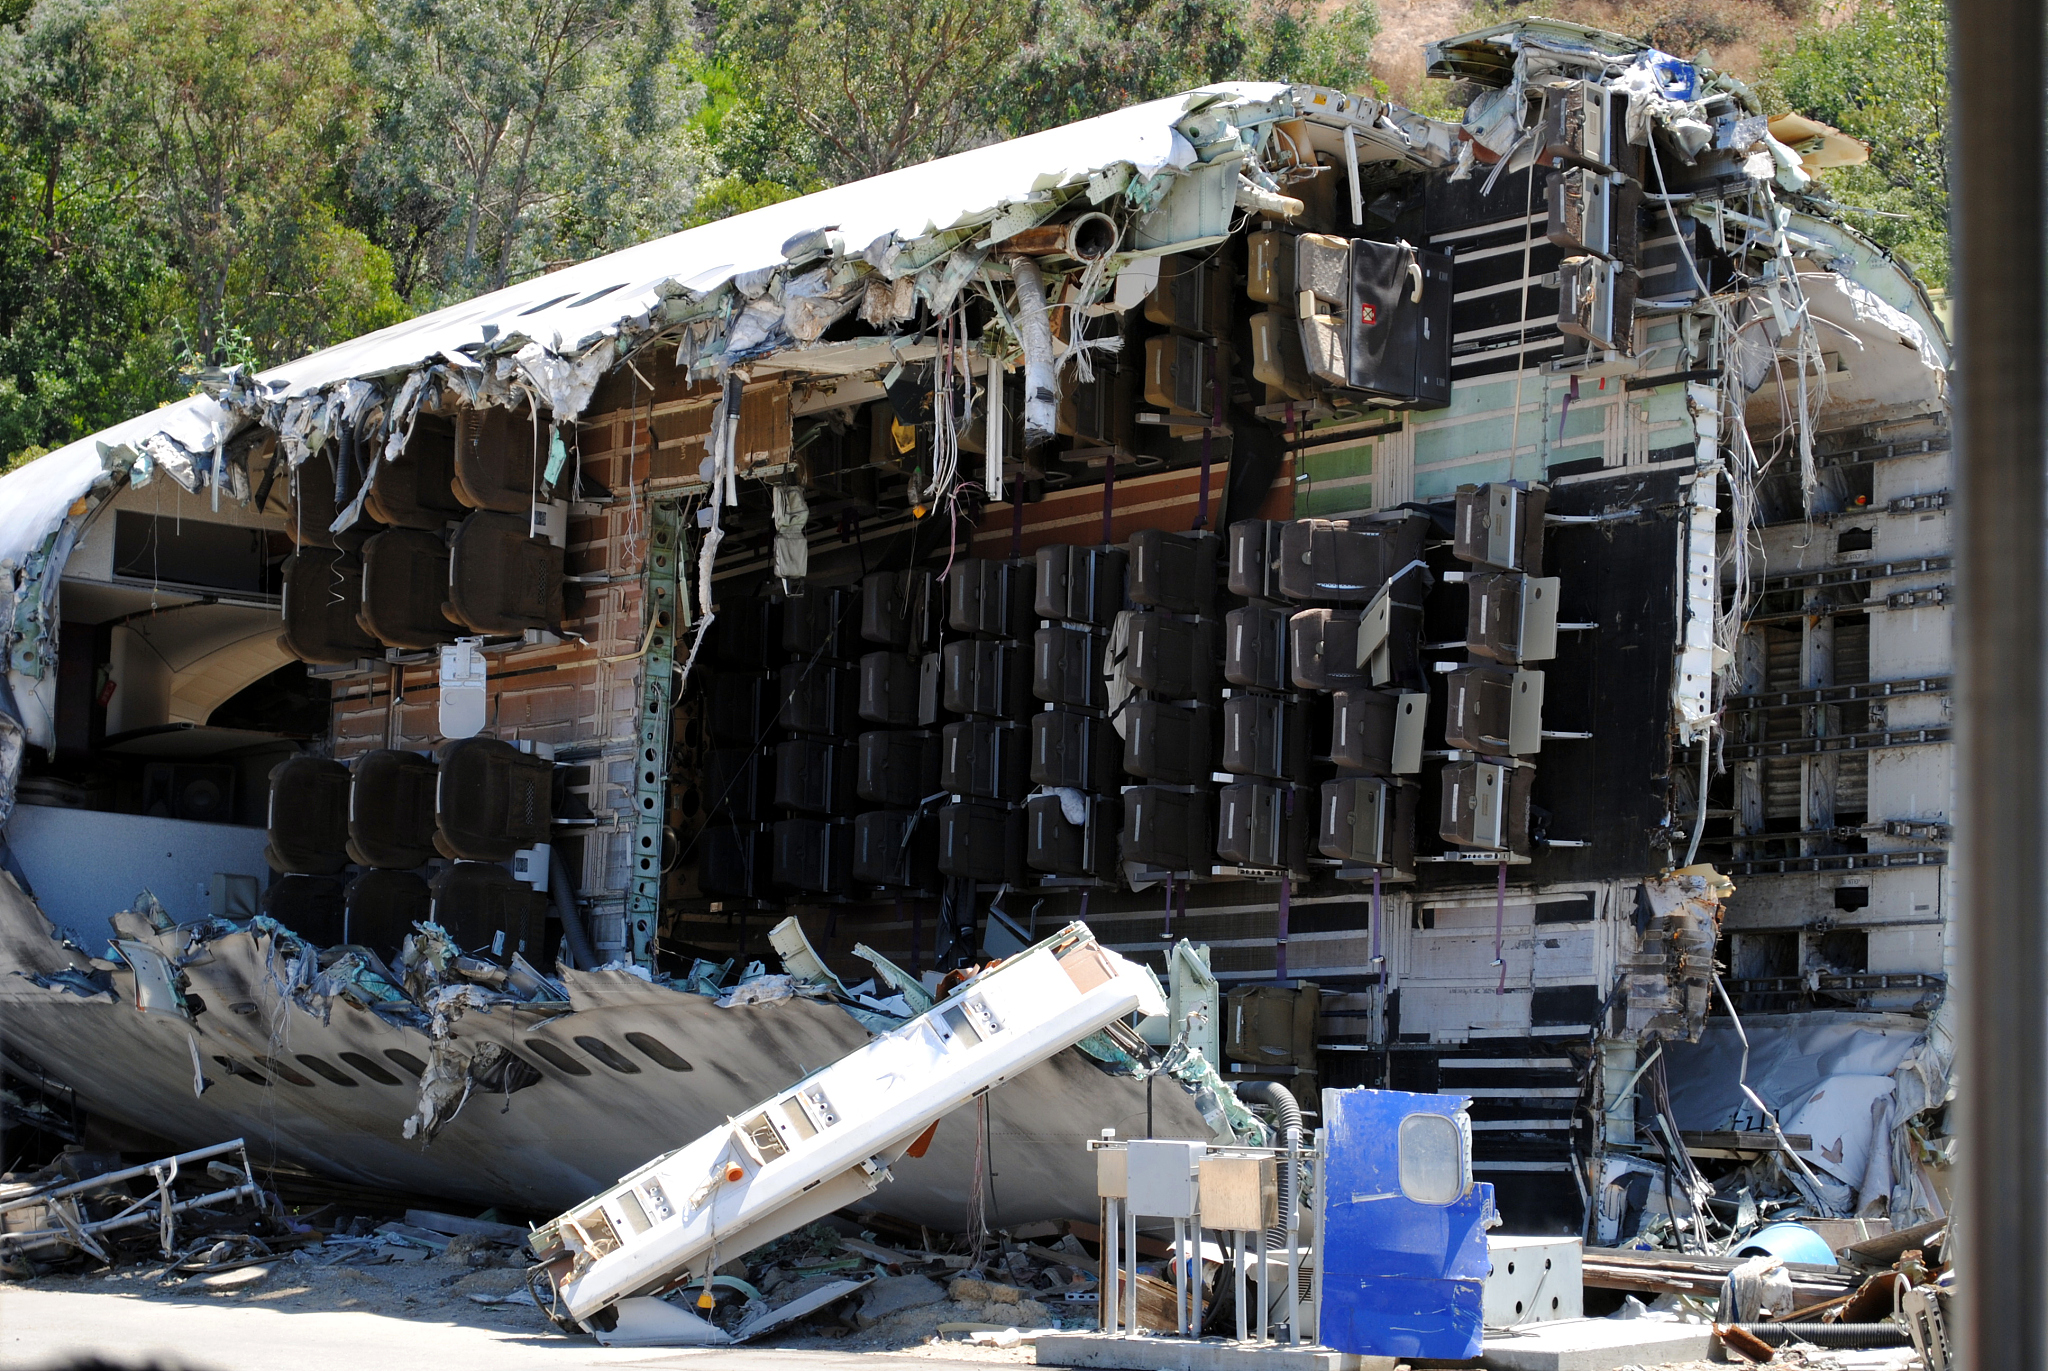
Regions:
[[0, 21, 1953, 1245]]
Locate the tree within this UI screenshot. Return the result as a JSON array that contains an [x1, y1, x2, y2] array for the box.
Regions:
[[715, 0, 1023, 184], [713, 0, 1379, 189], [0, 0, 181, 468], [993, 0, 1376, 136], [1762, 0, 1948, 286], [350, 0, 701, 304], [100, 0, 403, 360]]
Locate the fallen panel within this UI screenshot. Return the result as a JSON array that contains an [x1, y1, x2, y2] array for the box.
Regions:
[[532, 923, 1165, 1327], [0, 874, 1208, 1228], [1476, 1316, 1714, 1371]]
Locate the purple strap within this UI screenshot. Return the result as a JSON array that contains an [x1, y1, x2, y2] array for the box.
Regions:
[[1276, 877, 1291, 982]]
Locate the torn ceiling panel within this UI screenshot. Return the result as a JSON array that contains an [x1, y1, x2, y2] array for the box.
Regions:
[[0, 82, 1317, 592]]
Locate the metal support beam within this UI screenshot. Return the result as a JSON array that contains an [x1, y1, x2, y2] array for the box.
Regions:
[[627, 501, 683, 967], [1951, 0, 2046, 1359]]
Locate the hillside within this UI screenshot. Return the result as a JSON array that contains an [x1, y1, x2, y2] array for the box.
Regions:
[[1370, 0, 1836, 104]]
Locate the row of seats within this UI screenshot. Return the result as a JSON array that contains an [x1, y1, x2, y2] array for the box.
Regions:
[[265, 738, 553, 875], [277, 408, 565, 664], [693, 484, 1561, 899], [285, 408, 550, 543], [278, 512, 564, 664], [261, 861, 545, 966]]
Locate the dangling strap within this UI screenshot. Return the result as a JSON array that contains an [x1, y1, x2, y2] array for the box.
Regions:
[[1276, 876, 1292, 982], [1193, 347, 1221, 529]]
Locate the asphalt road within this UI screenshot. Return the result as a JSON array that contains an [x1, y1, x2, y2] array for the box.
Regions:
[[0, 1287, 1015, 1371]]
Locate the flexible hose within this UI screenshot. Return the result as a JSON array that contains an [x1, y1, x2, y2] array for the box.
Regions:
[[1727, 1323, 1910, 1348], [550, 845, 598, 972], [1009, 256, 1059, 449], [1233, 1080, 1301, 1253]]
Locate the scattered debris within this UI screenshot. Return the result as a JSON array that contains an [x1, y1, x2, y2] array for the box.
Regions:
[[0, 1139, 272, 1274]]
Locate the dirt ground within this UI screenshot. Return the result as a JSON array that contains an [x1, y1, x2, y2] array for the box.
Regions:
[[4, 1256, 1927, 1371], [4, 1249, 1051, 1365]]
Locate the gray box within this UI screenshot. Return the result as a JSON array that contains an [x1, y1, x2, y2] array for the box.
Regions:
[[1126, 1138, 1204, 1219]]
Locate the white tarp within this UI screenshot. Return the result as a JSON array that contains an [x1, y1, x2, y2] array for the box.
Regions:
[[1664, 1015, 1945, 1213]]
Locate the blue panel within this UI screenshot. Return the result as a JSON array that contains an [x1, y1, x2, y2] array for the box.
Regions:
[[1319, 1087, 1495, 1360]]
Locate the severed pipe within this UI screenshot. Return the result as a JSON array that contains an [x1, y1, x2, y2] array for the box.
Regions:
[[1008, 256, 1060, 449]]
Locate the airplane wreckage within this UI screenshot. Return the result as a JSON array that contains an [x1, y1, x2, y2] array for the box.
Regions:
[[0, 19, 1954, 1245]]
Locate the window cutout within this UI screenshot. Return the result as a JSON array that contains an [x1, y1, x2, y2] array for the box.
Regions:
[[384, 1049, 428, 1077], [517, 292, 577, 317], [256, 1056, 316, 1088], [527, 1040, 593, 1076], [213, 1055, 268, 1087], [625, 1032, 694, 1072], [568, 283, 628, 309], [574, 1037, 642, 1074], [1396, 1112, 1464, 1205], [339, 1052, 403, 1086], [613, 1188, 653, 1235], [1837, 526, 1873, 553], [1833, 886, 1871, 912], [295, 1055, 358, 1087]]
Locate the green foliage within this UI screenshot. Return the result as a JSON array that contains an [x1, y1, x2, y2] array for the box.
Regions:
[[349, 0, 701, 302], [669, 59, 818, 225], [715, 0, 1024, 184], [1761, 0, 1948, 286], [0, 0, 183, 467], [102, 0, 379, 357], [715, 0, 1380, 183]]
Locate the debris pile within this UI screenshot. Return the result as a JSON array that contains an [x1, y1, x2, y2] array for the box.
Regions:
[[574, 1216, 1128, 1349], [0, 1139, 290, 1279], [1579, 1218, 1950, 1367]]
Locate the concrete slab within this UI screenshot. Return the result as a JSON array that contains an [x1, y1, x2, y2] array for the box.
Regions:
[[1035, 1333, 1396, 1371], [1478, 1317, 1714, 1371]]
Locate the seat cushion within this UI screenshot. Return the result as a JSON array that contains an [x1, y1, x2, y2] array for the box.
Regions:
[[278, 548, 381, 665], [445, 511, 564, 636], [347, 749, 441, 869], [357, 528, 455, 649], [261, 874, 346, 944], [434, 736, 553, 862], [365, 415, 466, 530], [428, 862, 545, 965], [265, 756, 352, 875], [452, 405, 545, 515], [343, 868, 430, 957]]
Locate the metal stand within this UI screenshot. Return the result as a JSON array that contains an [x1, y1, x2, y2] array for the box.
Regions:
[[1234, 1230, 1249, 1343], [1284, 1125, 1302, 1344], [1124, 1187, 1139, 1336], [1102, 1195, 1120, 1334]]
